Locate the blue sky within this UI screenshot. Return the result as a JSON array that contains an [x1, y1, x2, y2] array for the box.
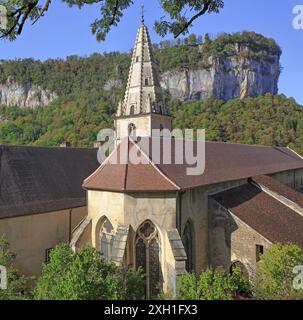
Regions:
[[0, 0, 303, 104]]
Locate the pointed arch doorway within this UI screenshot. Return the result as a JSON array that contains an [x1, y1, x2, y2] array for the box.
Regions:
[[135, 220, 162, 299]]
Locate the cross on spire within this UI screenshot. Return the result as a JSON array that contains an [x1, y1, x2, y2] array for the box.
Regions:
[[141, 5, 144, 24]]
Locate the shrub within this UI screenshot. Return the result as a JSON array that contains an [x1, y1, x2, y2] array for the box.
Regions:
[[34, 244, 144, 300], [0, 235, 31, 300], [178, 267, 250, 300], [254, 243, 303, 300]]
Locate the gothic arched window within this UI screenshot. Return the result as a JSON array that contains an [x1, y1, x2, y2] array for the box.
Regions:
[[182, 220, 195, 272], [135, 220, 162, 299], [99, 218, 114, 260]]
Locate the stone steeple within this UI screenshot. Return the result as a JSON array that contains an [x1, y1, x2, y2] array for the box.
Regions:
[[116, 15, 170, 117], [115, 14, 172, 143]]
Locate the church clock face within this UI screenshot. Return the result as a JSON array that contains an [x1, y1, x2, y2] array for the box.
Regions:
[[135, 220, 162, 299]]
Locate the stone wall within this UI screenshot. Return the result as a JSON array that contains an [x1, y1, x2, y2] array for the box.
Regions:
[[86, 189, 185, 294], [270, 168, 303, 190], [179, 179, 247, 273], [0, 206, 87, 276], [208, 197, 271, 279]]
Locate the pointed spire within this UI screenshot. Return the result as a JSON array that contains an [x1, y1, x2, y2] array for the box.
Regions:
[[116, 20, 171, 117]]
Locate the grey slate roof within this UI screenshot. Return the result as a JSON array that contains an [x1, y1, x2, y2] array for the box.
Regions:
[[0, 145, 99, 219]]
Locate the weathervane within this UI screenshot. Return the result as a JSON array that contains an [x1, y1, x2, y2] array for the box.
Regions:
[[141, 5, 145, 25]]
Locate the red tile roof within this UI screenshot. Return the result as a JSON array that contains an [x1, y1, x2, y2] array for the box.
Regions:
[[211, 183, 303, 247], [83, 137, 303, 192], [83, 139, 178, 192]]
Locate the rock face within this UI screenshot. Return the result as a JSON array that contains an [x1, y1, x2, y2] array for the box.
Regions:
[[160, 49, 280, 101], [0, 44, 280, 107], [0, 79, 57, 108]]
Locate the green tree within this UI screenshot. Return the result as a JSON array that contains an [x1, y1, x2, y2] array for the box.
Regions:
[[34, 244, 144, 300], [0, 0, 224, 41], [178, 267, 250, 300], [254, 243, 303, 300], [0, 236, 31, 300]]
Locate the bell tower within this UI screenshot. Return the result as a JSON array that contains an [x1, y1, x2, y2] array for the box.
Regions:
[[115, 9, 172, 143]]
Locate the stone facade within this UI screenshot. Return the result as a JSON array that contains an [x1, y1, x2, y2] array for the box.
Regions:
[[0, 206, 86, 276], [208, 197, 272, 279], [85, 189, 186, 295], [178, 179, 247, 273], [208, 168, 303, 279]]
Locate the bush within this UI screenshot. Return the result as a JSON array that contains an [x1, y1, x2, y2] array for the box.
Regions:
[[254, 243, 303, 300], [34, 244, 144, 300], [0, 236, 31, 300], [178, 267, 250, 300], [116, 266, 145, 300]]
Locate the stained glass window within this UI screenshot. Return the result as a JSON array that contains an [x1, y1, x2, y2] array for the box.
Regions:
[[135, 220, 162, 299], [149, 238, 160, 297]]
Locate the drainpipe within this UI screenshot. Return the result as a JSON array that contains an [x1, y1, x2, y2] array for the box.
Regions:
[[69, 209, 72, 242]]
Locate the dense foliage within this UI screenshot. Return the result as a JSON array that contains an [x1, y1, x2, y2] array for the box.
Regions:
[[0, 0, 224, 41], [178, 267, 250, 300], [172, 94, 303, 154], [0, 236, 31, 300], [1, 235, 303, 300], [34, 244, 145, 300], [1, 94, 302, 154], [254, 244, 303, 300], [202, 31, 281, 60]]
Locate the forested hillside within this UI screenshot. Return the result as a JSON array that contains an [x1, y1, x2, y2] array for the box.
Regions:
[[0, 32, 302, 154], [0, 94, 302, 154]]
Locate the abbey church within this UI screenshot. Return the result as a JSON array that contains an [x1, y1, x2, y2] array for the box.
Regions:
[[1, 19, 303, 298]]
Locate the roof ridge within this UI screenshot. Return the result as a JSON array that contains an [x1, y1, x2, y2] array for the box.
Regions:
[[123, 139, 130, 191], [0, 144, 96, 150], [83, 143, 122, 186]]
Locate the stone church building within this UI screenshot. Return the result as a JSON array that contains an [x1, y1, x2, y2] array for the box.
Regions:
[[1, 20, 303, 298], [75, 21, 303, 297]]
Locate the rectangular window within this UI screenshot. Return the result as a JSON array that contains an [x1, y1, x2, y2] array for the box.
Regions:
[[256, 245, 264, 262], [45, 248, 53, 264]]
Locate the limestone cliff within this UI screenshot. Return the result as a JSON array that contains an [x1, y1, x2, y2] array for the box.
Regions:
[[160, 47, 280, 101], [0, 77, 57, 108], [0, 38, 280, 107]]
